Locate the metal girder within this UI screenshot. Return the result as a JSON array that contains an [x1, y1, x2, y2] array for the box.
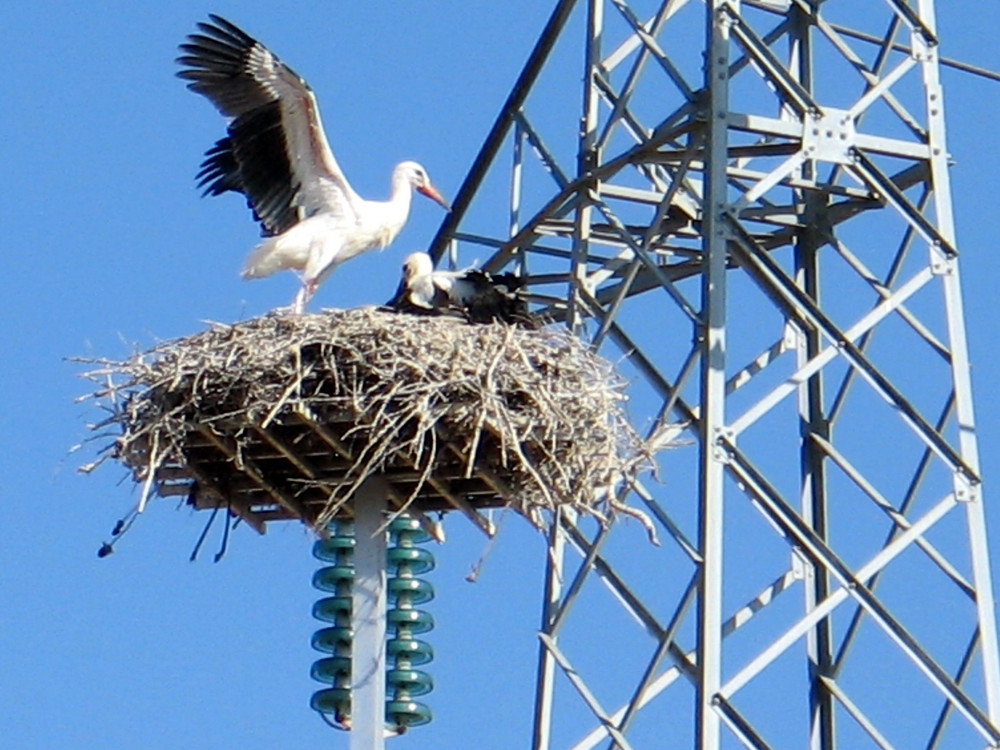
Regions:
[[429, 0, 1000, 747]]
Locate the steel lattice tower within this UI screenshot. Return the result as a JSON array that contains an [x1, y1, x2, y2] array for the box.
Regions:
[[428, 1, 1000, 747]]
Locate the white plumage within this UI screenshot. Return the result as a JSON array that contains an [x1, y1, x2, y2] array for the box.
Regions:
[[177, 15, 450, 312]]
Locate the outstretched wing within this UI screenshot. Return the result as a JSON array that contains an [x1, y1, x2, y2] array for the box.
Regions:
[[177, 15, 362, 236]]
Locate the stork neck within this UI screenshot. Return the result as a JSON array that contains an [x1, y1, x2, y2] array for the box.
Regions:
[[381, 170, 414, 230], [391, 170, 416, 204]]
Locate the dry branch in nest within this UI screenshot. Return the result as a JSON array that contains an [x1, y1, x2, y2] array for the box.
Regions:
[[77, 307, 653, 541]]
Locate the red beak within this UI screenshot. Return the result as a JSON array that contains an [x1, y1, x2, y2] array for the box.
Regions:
[[417, 183, 451, 211]]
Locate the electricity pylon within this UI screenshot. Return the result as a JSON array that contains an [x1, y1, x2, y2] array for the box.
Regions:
[[430, 1, 1000, 747]]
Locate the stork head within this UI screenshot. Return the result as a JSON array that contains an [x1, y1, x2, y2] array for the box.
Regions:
[[397, 161, 451, 211], [401, 251, 434, 283]]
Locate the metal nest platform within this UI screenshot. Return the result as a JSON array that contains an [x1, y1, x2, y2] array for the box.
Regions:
[[79, 307, 651, 539]]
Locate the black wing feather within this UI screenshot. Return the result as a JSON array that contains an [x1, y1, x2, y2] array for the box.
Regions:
[[196, 137, 241, 195], [459, 271, 536, 327]]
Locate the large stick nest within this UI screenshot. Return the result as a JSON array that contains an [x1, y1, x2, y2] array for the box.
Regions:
[[79, 308, 651, 537]]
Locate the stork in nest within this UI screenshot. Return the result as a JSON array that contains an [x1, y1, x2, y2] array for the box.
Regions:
[[388, 252, 537, 328]]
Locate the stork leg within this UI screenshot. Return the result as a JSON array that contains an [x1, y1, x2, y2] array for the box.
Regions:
[[291, 279, 319, 314]]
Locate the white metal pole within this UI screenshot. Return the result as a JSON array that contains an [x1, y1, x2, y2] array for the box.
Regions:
[[915, 0, 1000, 723], [697, 4, 732, 749], [351, 478, 389, 750]]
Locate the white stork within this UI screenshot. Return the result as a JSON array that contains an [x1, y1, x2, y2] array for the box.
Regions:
[[177, 15, 450, 313], [388, 252, 536, 327]]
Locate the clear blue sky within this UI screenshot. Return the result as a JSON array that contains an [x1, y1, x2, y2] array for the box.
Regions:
[[2, 2, 999, 748]]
